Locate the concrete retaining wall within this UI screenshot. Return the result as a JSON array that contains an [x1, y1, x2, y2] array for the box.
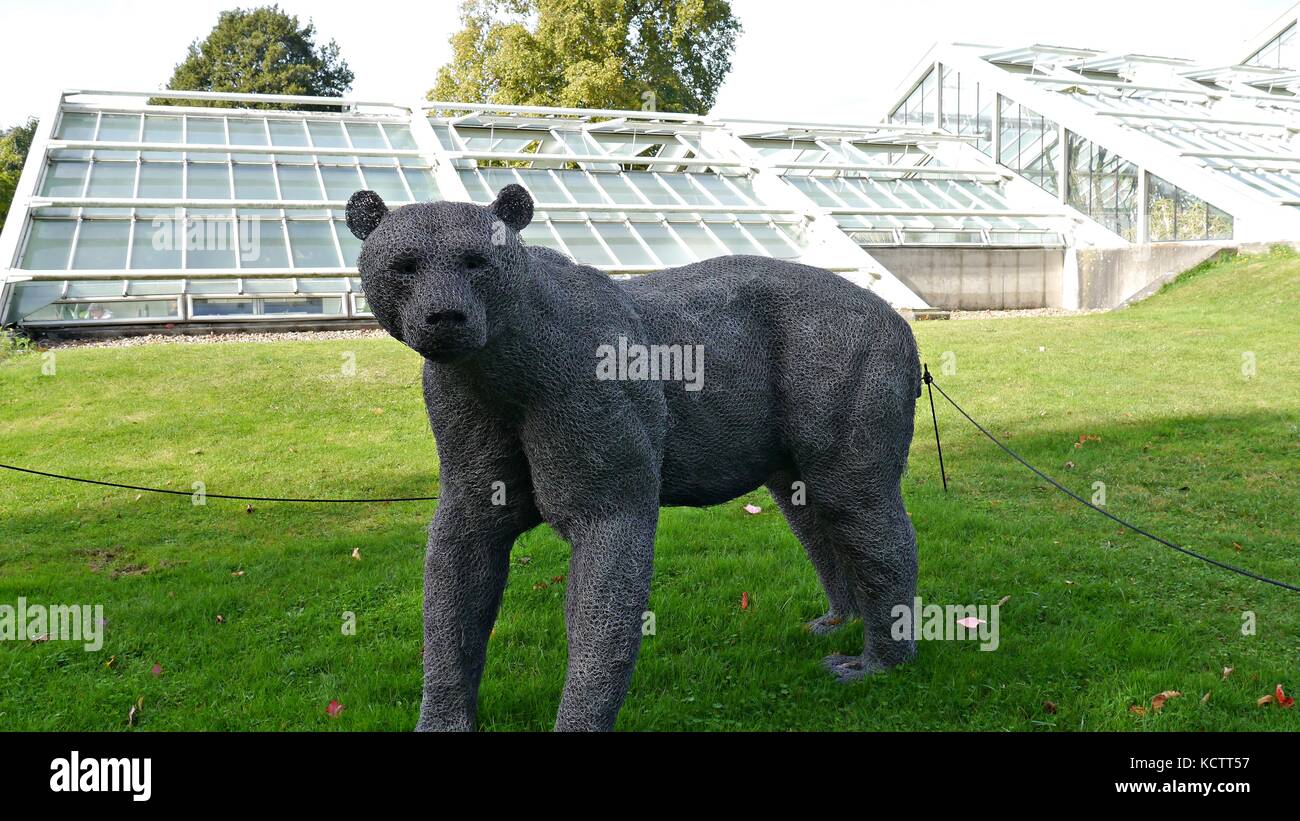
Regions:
[[869, 247, 1066, 311]]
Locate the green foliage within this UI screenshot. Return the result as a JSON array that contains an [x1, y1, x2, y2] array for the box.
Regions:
[[153, 5, 353, 110], [0, 253, 1298, 730], [430, 0, 742, 114], [0, 117, 37, 234], [0, 328, 36, 359]]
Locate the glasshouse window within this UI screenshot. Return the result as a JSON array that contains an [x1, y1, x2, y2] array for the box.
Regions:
[[1146, 174, 1233, 241], [999, 98, 1062, 196], [1066, 132, 1138, 242], [889, 67, 938, 129], [939, 66, 995, 156]]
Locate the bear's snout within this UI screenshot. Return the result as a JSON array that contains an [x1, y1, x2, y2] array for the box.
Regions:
[[426, 309, 467, 327]]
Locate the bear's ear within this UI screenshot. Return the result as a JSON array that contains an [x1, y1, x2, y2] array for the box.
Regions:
[[490, 183, 533, 232], [346, 190, 389, 240]]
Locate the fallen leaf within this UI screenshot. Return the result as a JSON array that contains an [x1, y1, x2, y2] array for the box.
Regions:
[[1257, 694, 1274, 707], [1275, 684, 1295, 708], [1201, 692, 1211, 705], [743, 503, 762, 515], [231, 569, 245, 577], [1043, 700, 1057, 714], [996, 595, 1011, 607], [740, 591, 750, 610], [215, 614, 225, 624], [128, 704, 138, 727], [1129, 705, 1147, 716], [956, 616, 985, 629], [516, 556, 532, 566], [1064, 460, 1075, 469], [326, 699, 345, 718], [351, 547, 361, 561], [151, 663, 163, 678], [1222, 666, 1234, 681], [104, 655, 117, 669], [1151, 690, 1182, 711], [245, 504, 254, 514], [532, 581, 548, 591], [1232, 542, 1242, 554], [134, 493, 142, 501], [30, 633, 49, 644], [551, 575, 566, 584]]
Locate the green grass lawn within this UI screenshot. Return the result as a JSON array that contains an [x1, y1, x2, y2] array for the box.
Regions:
[[1, 248, 1296, 731]]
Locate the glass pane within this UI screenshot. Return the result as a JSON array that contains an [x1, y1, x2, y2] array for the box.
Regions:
[[632, 221, 692, 265], [71, 220, 130, 268], [704, 222, 762, 255], [243, 278, 294, 294], [186, 116, 225, 144], [144, 116, 183, 143], [261, 296, 343, 315], [187, 220, 236, 269], [360, 165, 408, 201], [188, 279, 240, 295], [243, 219, 289, 268], [268, 119, 309, 146], [87, 161, 136, 197], [228, 118, 268, 145], [307, 121, 348, 148], [277, 164, 323, 200], [665, 221, 724, 258], [552, 222, 614, 265], [383, 124, 417, 150], [40, 160, 90, 196], [321, 165, 363, 200], [287, 220, 342, 267], [593, 221, 653, 265], [188, 162, 231, 198], [57, 112, 98, 140], [743, 223, 799, 258], [232, 164, 276, 200], [402, 167, 440, 202], [193, 297, 255, 316], [138, 162, 183, 197], [98, 114, 140, 142], [334, 220, 363, 266], [21, 220, 76, 269], [131, 219, 182, 268], [345, 122, 385, 149], [127, 280, 183, 296]]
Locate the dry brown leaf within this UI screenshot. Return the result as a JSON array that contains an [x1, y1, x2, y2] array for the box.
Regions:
[[996, 595, 1011, 607], [1200, 692, 1211, 705], [1151, 690, 1182, 711], [1222, 666, 1234, 681], [1043, 700, 1058, 714], [1129, 705, 1147, 716], [351, 547, 361, 561]]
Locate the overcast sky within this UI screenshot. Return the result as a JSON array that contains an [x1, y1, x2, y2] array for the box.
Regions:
[[1, 0, 1295, 127]]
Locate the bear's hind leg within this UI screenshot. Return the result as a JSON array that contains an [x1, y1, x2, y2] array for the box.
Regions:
[[766, 469, 856, 635], [817, 486, 917, 683]]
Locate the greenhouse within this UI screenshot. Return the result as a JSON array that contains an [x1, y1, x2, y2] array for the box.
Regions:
[[4, 6, 1300, 332]]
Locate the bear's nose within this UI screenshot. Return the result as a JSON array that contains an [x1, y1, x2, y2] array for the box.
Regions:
[[426, 309, 467, 327]]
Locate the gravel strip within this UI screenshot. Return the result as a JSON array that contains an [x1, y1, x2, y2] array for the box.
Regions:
[[39, 328, 392, 350], [947, 306, 1107, 320]]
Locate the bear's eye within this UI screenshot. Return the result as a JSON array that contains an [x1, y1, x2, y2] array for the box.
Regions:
[[462, 252, 488, 271], [390, 255, 419, 276]]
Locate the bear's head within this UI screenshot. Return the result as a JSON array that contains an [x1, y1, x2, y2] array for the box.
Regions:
[[346, 184, 535, 362]]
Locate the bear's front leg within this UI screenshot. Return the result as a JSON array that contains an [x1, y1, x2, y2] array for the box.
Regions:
[[417, 501, 522, 732], [554, 510, 658, 732]]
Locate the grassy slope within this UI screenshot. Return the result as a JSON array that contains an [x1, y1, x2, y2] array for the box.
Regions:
[[0, 249, 1296, 731]]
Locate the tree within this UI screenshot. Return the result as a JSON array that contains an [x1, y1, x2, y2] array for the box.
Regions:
[[430, 0, 742, 114], [155, 5, 353, 109], [0, 118, 37, 234]]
